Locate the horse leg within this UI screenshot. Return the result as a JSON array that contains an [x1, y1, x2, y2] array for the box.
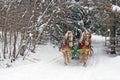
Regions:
[[83, 52, 89, 66], [83, 59, 86, 66], [82, 53, 86, 66], [86, 51, 89, 62], [63, 53, 67, 65], [80, 53, 83, 63], [68, 52, 72, 63], [66, 53, 70, 63], [67, 53, 69, 63]]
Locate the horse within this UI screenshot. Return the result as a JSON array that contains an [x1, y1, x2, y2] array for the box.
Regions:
[[59, 31, 74, 65], [78, 29, 91, 66]]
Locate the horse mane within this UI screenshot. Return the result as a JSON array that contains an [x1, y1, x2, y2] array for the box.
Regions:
[[79, 30, 85, 43], [62, 31, 73, 45], [79, 29, 90, 43], [65, 31, 71, 39]]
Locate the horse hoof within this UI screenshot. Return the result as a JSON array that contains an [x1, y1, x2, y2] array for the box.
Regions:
[[80, 60, 82, 63], [64, 63, 68, 65], [68, 60, 71, 63], [83, 63, 87, 67]]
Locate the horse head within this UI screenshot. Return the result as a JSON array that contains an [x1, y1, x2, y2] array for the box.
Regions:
[[79, 29, 91, 46], [64, 31, 74, 47]]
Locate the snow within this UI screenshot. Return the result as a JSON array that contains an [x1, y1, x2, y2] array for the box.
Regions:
[[83, 6, 94, 11], [0, 35, 120, 80], [29, 33, 33, 37], [112, 5, 120, 13], [17, 0, 22, 3], [22, 10, 27, 18]]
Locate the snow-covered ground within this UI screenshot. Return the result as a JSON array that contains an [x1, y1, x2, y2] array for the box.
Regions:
[[0, 34, 120, 80]]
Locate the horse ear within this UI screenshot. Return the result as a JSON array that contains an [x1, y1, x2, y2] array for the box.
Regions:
[[65, 31, 68, 39]]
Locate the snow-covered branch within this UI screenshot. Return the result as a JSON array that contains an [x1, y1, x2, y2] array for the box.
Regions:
[[37, 2, 52, 25], [112, 5, 120, 13]]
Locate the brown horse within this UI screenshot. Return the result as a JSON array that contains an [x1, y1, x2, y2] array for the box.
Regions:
[[78, 29, 91, 66], [60, 31, 74, 65]]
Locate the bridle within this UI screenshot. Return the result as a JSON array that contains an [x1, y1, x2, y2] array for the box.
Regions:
[[65, 32, 74, 47], [82, 32, 91, 46], [67, 35, 73, 42]]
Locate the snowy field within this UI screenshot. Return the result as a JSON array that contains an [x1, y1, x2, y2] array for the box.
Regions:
[[0, 34, 120, 80]]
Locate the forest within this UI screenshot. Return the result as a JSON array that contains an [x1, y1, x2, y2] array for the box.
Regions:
[[0, 0, 120, 61]]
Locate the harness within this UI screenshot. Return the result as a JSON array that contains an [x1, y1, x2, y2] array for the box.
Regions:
[[60, 42, 90, 53], [78, 32, 91, 53], [60, 32, 74, 52]]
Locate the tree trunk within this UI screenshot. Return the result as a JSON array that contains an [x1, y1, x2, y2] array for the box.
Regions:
[[108, 9, 117, 55], [3, 29, 7, 59], [110, 25, 116, 54], [13, 32, 17, 58], [3, 8, 8, 59]]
